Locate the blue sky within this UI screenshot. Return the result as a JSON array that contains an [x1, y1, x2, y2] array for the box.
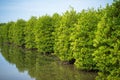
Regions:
[[0, 0, 113, 23]]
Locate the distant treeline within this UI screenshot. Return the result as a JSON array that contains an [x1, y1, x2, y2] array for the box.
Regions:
[[0, 0, 120, 80]]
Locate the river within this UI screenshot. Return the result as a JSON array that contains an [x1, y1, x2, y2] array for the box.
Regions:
[[0, 44, 97, 80]]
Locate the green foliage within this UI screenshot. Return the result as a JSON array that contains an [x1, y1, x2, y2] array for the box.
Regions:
[[71, 9, 100, 70], [54, 9, 78, 61], [0, 23, 7, 43], [34, 15, 54, 53], [8, 22, 15, 43], [12, 19, 26, 46], [0, 1, 120, 79], [93, 0, 120, 79], [24, 16, 37, 49]]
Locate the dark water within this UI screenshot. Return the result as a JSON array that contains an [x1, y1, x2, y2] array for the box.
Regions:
[[0, 44, 97, 80]]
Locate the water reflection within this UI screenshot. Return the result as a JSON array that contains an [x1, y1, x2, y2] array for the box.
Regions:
[[0, 44, 97, 80]]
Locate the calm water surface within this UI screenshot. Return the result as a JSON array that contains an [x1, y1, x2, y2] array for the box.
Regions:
[[0, 44, 97, 80], [0, 53, 35, 80]]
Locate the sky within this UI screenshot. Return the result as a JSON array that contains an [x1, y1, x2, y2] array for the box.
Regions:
[[0, 0, 113, 23]]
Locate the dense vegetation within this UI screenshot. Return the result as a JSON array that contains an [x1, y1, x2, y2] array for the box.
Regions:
[[0, 0, 120, 80]]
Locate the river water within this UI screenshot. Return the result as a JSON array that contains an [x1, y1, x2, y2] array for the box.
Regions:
[[0, 44, 97, 80]]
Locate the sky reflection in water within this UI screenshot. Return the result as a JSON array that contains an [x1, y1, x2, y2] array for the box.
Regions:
[[0, 44, 97, 80]]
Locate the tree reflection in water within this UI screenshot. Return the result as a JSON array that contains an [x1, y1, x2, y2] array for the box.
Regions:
[[0, 44, 97, 80]]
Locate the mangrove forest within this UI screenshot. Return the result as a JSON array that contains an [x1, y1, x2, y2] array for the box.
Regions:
[[0, 0, 120, 80]]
